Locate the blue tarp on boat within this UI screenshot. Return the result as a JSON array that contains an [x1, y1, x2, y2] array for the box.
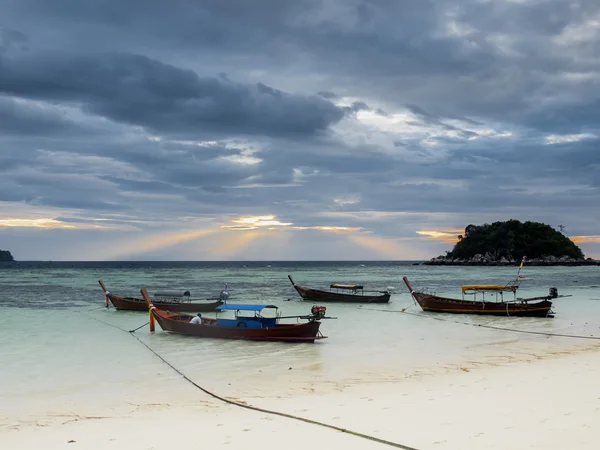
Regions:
[[216, 304, 278, 311]]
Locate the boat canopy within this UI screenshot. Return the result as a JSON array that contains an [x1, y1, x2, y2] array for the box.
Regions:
[[462, 284, 518, 293], [216, 304, 278, 311], [154, 290, 191, 297], [330, 283, 363, 290]]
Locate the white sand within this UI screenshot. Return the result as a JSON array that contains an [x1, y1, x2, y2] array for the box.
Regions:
[[3, 346, 600, 450]]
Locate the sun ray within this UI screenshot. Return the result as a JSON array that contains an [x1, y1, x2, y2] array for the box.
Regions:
[[345, 233, 424, 259], [103, 227, 219, 259], [206, 230, 266, 257]]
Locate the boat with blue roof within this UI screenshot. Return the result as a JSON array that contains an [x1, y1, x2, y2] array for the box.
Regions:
[[141, 288, 331, 343]]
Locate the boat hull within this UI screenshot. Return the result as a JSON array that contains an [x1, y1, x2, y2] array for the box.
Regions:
[[410, 292, 553, 317], [291, 284, 390, 303], [107, 293, 223, 312], [150, 309, 325, 342]]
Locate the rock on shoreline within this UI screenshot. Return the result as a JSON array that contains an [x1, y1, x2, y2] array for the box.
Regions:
[[424, 253, 600, 266]]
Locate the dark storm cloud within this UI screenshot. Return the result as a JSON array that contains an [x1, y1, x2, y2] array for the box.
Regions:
[[4, 1, 600, 132], [0, 51, 346, 137], [0, 28, 27, 52]]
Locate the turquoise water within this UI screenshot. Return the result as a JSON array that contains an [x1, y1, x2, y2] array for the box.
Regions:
[[1, 262, 599, 428]]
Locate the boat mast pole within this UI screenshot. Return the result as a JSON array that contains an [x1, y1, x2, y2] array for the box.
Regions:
[[516, 255, 526, 278]]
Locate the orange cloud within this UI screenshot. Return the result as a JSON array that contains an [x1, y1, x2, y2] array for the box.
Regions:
[[416, 229, 463, 244], [0, 218, 76, 229], [570, 235, 600, 244]]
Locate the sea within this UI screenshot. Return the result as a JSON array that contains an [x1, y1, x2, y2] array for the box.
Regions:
[[1, 261, 599, 429]]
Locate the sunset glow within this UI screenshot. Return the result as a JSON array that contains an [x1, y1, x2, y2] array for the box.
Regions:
[[570, 235, 600, 244], [222, 215, 361, 233], [0, 218, 76, 229], [221, 215, 293, 230], [416, 229, 463, 244]]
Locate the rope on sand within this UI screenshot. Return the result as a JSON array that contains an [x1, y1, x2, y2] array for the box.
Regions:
[[364, 305, 600, 340], [79, 310, 419, 450]]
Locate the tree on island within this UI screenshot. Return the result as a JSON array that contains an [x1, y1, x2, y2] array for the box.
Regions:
[[447, 220, 585, 261], [0, 250, 15, 261]]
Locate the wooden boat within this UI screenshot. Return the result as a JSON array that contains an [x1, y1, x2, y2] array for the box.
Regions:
[[99, 280, 226, 312], [288, 275, 391, 303], [402, 276, 564, 317], [140, 288, 330, 343]]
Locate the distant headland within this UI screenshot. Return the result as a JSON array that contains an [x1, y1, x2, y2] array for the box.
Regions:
[[424, 220, 599, 266], [0, 250, 15, 262]]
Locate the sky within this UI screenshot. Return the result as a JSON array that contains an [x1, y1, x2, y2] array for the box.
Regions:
[[1, 0, 599, 261]]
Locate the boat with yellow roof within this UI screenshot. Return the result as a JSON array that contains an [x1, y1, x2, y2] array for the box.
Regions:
[[402, 274, 567, 317]]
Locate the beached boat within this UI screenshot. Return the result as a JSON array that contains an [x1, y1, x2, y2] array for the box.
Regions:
[[98, 280, 227, 312], [288, 275, 391, 303], [402, 276, 562, 317], [140, 288, 330, 342]]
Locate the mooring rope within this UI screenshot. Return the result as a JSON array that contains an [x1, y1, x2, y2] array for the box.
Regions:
[[77, 309, 418, 450], [363, 305, 600, 340]]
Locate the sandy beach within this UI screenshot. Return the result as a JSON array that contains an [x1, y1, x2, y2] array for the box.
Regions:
[[3, 263, 600, 450], [3, 342, 600, 450]]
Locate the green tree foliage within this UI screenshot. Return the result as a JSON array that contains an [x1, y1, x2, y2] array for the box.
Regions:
[[447, 220, 585, 260], [0, 250, 15, 261]]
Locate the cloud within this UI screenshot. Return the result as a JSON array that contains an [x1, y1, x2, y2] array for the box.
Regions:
[[570, 235, 600, 244], [545, 133, 597, 145], [221, 215, 361, 233], [2, 2, 600, 260], [416, 229, 464, 244], [0, 218, 76, 229], [0, 51, 346, 138]]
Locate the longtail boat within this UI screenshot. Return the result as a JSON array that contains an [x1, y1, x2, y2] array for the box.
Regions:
[[288, 275, 391, 303], [99, 280, 226, 312], [402, 276, 565, 317], [141, 288, 331, 343]]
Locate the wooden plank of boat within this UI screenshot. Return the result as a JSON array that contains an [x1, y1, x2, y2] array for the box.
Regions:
[[288, 275, 390, 303], [402, 276, 555, 317], [98, 280, 224, 312], [140, 288, 330, 343]]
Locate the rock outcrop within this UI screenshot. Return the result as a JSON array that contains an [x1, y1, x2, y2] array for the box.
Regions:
[[424, 254, 598, 266]]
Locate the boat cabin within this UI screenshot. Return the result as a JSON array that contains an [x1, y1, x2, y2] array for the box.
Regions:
[[214, 304, 280, 328]]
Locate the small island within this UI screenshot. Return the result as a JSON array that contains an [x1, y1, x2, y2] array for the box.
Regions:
[[0, 250, 15, 262], [425, 220, 599, 266]]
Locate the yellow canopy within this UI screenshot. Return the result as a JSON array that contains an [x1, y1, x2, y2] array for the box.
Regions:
[[462, 284, 516, 292]]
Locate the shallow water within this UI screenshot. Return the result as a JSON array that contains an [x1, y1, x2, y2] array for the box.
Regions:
[[1, 261, 599, 427]]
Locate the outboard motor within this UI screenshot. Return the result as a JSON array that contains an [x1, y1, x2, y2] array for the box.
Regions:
[[311, 305, 327, 320], [549, 287, 558, 298], [219, 288, 230, 301]]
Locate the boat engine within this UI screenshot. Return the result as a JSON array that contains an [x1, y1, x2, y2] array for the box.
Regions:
[[219, 284, 230, 301], [311, 305, 327, 320], [549, 287, 558, 298]]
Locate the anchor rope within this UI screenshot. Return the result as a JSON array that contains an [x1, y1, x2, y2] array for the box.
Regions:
[[77, 309, 419, 450], [363, 305, 600, 340]]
